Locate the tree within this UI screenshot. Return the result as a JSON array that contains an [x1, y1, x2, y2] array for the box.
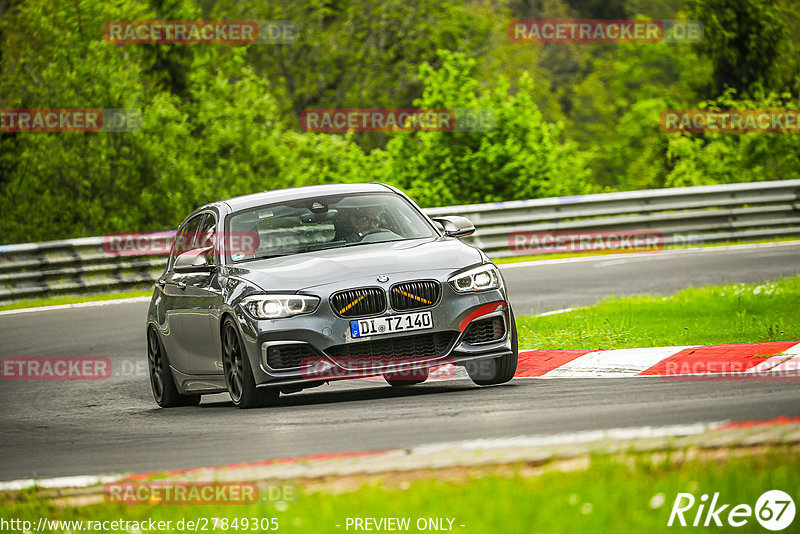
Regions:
[[375, 50, 592, 207], [205, 0, 501, 150], [687, 0, 789, 97]]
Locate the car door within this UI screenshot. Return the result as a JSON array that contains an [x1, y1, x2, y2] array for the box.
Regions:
[[184, 212, 225, 375], [159, 214, 203, 372], [160, 213, 218, 375]]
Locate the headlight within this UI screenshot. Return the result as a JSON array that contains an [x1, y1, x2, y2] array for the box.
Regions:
[[448, 264, 501, 293], [240, 294, 319, 319]]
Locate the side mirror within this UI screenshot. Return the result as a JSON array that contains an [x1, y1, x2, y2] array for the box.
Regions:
[[174, 247, 214, 272], [431, 216, 476, 238]]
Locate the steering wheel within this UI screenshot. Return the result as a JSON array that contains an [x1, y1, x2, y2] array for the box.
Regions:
[[359, 228, 386, 238], [359, 228, 403, 243]]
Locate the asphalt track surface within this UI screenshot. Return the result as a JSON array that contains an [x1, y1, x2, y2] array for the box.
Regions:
[[1, 243, 799, 482]]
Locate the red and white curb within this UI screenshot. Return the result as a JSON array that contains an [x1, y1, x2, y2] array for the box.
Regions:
[[423, 341, 800, 381]]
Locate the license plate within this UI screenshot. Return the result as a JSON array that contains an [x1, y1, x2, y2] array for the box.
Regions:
[[350, 311, 433, 339]]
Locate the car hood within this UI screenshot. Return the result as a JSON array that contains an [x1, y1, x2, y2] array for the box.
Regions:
[[226, 238, 483, 291]]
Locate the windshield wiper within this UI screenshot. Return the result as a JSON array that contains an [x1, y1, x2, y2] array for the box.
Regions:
[[241, 239, 385, 261], [252, 251, 297, 260], [343, 238, 406, 248], [247, 242, 347, 260], [304, 241, 347, 252]]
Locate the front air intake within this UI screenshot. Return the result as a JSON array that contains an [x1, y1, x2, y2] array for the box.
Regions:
[[325, 331, 458, 366], [390, 280, 441, 311], [463, 316, 506, 344], [330, 287, 387, 318]]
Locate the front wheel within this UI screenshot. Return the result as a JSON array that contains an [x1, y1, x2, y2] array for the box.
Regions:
[[147, 327, 201, 407], [222, 318, 278, 408], [466, 310, 518, 386]]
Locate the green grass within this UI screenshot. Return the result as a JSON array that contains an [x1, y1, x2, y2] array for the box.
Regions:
[[517, 276, 800, 350], [1, 446, 797, 533], [492, 236, 800, 264], [0, 289, 152, 312]]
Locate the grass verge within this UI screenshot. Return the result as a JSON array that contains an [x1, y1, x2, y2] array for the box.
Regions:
[[517, 276, 800, 349], [1, 445, 797, 533]]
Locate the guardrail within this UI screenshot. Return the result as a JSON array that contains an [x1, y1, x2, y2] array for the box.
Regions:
[[1, 179, 799, 303]]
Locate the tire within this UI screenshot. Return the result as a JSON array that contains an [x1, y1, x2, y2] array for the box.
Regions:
[[147, 327, 201, 407], [466, 309, 519, 386], [384, 368, 429, 387], [222, 317, 278, 408]]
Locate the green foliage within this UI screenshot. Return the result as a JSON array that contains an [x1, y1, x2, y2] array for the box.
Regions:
[[661, 90, 800, 187], [208, 0, 502, 150], [0, 0, 374, 241], [0, 0, 152, 240], [687, 0, 792, 97], [377, 51, 594, 207], [1, 0, 799, 244], [565, 31, 712, 189]]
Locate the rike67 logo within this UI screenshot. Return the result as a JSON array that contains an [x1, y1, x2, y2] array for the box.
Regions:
[[668, 490, 795, 531]]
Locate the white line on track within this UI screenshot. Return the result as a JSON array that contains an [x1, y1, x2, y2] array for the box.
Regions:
[[0, 474, 124, 492], [0, 422, 726, 491], [0, 296, 150, 317], [497, 240, 800, 269], [411, 422, 725, 454], [534, 307, 575, 317]]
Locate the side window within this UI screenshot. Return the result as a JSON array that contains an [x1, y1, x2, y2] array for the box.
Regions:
[[197, 213, 217, 265], [170, 214, 204, 268]]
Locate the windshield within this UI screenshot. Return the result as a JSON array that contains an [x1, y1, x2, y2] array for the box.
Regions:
[[225, 193, 437, 263]]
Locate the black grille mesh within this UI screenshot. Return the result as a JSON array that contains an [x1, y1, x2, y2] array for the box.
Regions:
[[325, 331, 457, 365], [266, 344, 317, 369], [463, 316, 506, 344], [390, 280, 441, 311], [330, 287, 386, 317]]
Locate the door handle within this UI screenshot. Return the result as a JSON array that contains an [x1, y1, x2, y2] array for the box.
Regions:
[[176, 281, 187, 290]]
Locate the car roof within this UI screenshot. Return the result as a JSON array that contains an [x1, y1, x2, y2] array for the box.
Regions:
[[218, 183, 397, 212]]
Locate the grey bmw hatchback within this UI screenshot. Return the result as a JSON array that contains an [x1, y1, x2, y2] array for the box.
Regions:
[[146, 183, 518, 408]]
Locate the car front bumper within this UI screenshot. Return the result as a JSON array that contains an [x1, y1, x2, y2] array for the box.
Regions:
[[231, 269, 514, 387]]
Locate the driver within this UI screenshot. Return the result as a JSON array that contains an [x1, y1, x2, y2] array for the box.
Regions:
[[344, 207, 383, 242]]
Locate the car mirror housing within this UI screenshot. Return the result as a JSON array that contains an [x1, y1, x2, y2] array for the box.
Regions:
[[174, 247, 214, 272], [431, 216, 475, 238]]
